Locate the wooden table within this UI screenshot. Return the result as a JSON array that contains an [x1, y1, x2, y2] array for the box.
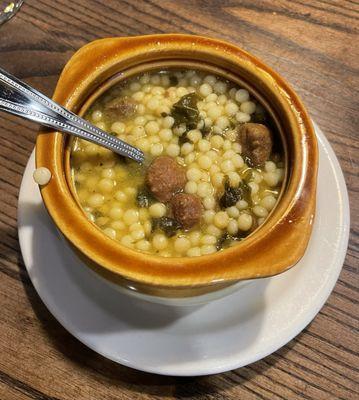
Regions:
[[0, 1, 357, 399]]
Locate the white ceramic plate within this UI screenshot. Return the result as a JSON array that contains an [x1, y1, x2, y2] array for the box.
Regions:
[[18, 123, 349, 376]]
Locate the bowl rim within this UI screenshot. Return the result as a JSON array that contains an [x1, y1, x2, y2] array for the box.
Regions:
[[36, 34, 318, 287], [64, 59, 289, 253]]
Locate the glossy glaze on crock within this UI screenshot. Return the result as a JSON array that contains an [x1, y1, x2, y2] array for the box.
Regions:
[[36, 34, 318, 290]]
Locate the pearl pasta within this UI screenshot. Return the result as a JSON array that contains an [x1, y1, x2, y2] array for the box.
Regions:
[[33, 167, 51, 186], [70, 68, 283, 257]]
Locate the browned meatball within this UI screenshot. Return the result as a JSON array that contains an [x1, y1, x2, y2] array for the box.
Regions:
[[171, 193, 203, 229], [105, 96, 137, 119], [146, 156, 186, 202], [237, 123, 272, 167]]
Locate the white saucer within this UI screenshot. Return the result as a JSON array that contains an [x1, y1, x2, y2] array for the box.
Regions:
[[17, 123, 349, 376]]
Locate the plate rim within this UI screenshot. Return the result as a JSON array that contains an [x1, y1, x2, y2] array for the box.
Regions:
[[17, 122, 350, 376]]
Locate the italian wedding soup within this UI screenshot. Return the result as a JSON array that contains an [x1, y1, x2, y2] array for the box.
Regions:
[[70, 69, 285, 257]]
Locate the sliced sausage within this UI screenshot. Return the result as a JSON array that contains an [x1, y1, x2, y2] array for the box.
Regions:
[[237, 123, 272, 167], [171, 193, 203, 229], [105, 96, 137, 119], [146, 156, 186, 202]]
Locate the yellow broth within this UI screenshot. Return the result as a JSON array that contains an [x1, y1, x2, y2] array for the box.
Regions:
[[71, 69, 284, 257]]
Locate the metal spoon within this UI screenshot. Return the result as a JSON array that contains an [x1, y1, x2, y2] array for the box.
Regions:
[[0, 1, 24, 25], [0, 67, 144, 163]]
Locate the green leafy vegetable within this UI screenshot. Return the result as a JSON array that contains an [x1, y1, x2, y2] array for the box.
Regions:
[[152, 217, 182, 237], [170, 93, 200, 131], [178, 133, 190, 146], [136, 186, 155, 208], [240, 181, 252, 205], [200, 124, 212, 137], [243, 155, 255, 168], [216, 232, 248, 250], [216, 233, 232, 250], [219, 178, 252, 208], [216, 226, 252, 250]]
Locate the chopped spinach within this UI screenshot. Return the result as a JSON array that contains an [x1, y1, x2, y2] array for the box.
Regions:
[[216, 230, 249, 250], [170, 93, 200, 131], [240, 181, 252, 205], [200, 124, 212, 137], [243, 155, 254, 168], [178, 133, 190, 146], [136, 186, 155, 208], [219, 185, 242, 208], [219, 178, 252, 208], [216, 233, 232, 250], [152, 217, 182, 237]]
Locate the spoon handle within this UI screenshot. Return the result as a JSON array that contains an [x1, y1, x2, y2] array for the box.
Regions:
[[0, 1, 24, 25], [0, 68, 144, 163]]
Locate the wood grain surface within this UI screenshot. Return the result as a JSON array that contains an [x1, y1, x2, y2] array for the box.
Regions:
[[0, 1, 358, 399]]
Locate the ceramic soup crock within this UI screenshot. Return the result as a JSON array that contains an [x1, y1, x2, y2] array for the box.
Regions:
[[36, 34, 318, 300]]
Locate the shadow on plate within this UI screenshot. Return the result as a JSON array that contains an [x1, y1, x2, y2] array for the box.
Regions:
[[19, 272, 299, 398], [17, 199, 276, 395]]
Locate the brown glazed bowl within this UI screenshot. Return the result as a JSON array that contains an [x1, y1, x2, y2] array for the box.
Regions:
[[36, 34, 318, 299]]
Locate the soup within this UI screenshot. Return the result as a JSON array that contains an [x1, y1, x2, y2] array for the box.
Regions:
[[70, 69, 284, 257]]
